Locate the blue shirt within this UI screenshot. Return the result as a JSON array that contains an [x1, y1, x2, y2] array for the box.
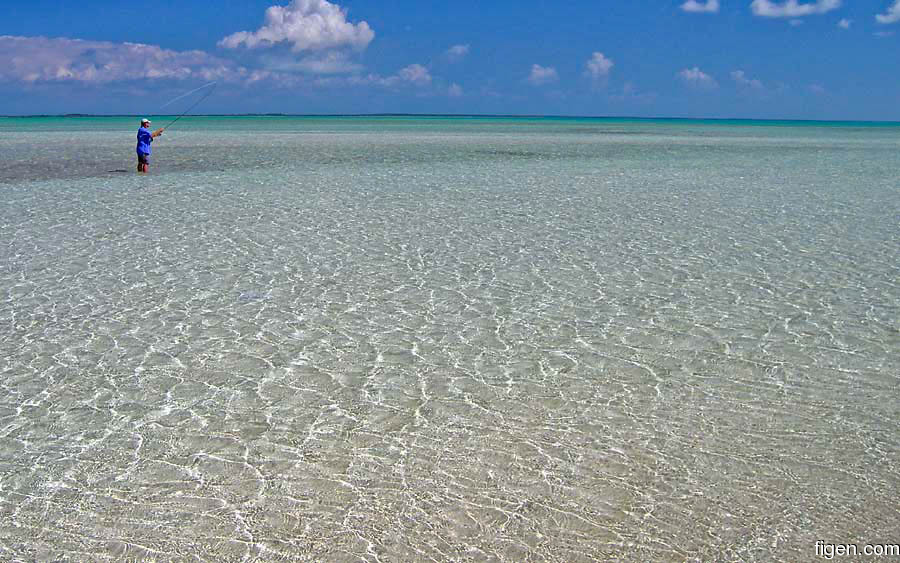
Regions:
[[137, 126, 153, 155]]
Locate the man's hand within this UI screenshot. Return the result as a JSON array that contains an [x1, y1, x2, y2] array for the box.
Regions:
[[153, 128, 164, 137]]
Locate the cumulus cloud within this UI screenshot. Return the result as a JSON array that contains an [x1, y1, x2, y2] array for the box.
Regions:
[[678, 66, 718, 88], [838, 18, 852, 28], [219, 0, 374, 52], [681, 0, 720, 13], [731, 70, 763, 89], [750, 0, 841, 18], [334, 63, 432, 88], [448, 83, 463, 97], [446, 44, 470, 61], [0, 35, 247, 84], [398, 63, 431, 86], [528, 64, 558, 86], [876, 0, 900, 24], [584, 52, 614, 85], [0, 33, 443, 95]]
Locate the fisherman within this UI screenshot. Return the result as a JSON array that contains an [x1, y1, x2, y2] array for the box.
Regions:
[[136, 118, 164, 173]]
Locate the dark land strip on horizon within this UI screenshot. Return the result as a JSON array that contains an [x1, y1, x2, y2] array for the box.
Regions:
[[3, 114, 900, 126]]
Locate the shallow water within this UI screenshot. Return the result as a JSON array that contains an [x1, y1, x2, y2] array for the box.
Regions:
[[1, 117, 898, 561]]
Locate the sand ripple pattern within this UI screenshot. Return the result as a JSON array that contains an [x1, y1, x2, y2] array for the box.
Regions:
[[1, 121, 899, 561]]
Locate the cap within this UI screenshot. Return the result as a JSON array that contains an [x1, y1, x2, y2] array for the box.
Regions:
[[141, 118, 151, 124]]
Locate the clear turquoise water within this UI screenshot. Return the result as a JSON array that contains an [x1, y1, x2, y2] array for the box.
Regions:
[[0, 117, 898, 561]]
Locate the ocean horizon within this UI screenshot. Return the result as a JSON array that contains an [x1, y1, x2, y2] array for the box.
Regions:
[[5, 113, 900, 126]]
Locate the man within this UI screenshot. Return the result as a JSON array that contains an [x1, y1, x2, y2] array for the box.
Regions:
[[136, 118, 164, 173]]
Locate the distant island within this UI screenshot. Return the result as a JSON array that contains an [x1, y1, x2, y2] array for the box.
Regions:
[[2, 114, 900, 126]]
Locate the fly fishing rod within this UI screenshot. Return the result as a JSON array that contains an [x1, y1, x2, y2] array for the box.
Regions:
[[160, 81, 218, 130]]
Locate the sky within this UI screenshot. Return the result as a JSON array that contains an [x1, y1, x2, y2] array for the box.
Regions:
[[1, 0, 899, 120]]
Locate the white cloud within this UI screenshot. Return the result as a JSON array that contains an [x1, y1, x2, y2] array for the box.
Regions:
[[876, 0, 900, 24], [789, 18, 804, 25], [678, 66, 718, 88], [681, 0, 720, 13], [342, 64, 432, 88], [448, 83, 463, 97], [584, 52, 614, 84], [528, 64, 558, 86], [0, 35, 247, 84], [398, 63, 431, 85], [0, 34, 445, 95], [750, 0, 841, 18], [446, 44, 470, 61], [838, 18, 852, 28], [731, 70, 763, 89], [809, 83, 826, 94], [218, 0, 374, 52]]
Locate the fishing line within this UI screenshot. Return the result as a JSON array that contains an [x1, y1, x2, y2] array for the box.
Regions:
[[160, 81, 217, 130], [159, 81, 217, 110]]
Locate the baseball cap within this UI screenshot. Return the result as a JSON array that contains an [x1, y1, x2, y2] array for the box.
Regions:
[[141, 118, 151, 124]]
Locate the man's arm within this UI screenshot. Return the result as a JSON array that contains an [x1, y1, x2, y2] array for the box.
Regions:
[[152, 128, 164, 138]]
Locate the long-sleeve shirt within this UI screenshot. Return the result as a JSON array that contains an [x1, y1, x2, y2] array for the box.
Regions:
[[137, 126, 153, 155]]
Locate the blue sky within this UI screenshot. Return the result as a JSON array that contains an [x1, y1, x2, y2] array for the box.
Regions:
[[1, 0, 899, 120]]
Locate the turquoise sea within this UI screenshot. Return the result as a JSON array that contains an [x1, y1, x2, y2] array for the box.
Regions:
[[1, 116, 898, 561]]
